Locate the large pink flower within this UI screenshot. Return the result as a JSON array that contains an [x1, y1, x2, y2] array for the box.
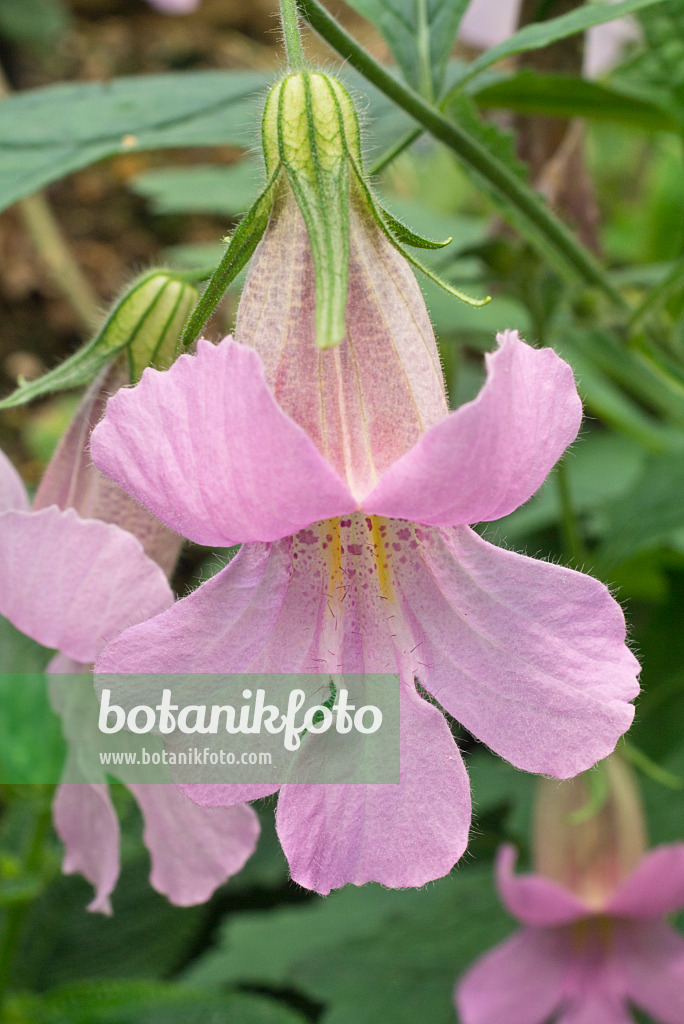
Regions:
[[456, 843, 684, 1024], [91, 195, 639, 894], [0, 400, 259, 914]]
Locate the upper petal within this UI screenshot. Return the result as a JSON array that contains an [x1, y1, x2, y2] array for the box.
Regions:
[[90, 339, 356, 547], [0, 506, 173, 663], [0, 449, 29, 513], [496, 844, 589, 926], [607, 844, 684, 919], [275, 679, 471, 894], [363, 330, 582, 526], [128, 785, 260, 906], [393, 524, 638, 778], [455, 928, 567, 1024]]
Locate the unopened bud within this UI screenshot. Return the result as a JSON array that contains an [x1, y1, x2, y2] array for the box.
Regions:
[[112, 270, 198, 382], [533, 755, 647, 909]]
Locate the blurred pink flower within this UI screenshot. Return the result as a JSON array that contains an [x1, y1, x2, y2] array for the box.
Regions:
[[145, 0, 201, 15], [0, 374, 259, 914], [459, 0, 640, 78], [91, 195, 638, 895], [456, 842, 684, 1024]]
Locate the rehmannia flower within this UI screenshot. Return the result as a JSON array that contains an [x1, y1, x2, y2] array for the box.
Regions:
[[455, 758, 684, 1024], [91, 213, 639, 897], [0, 273, 259, 914]]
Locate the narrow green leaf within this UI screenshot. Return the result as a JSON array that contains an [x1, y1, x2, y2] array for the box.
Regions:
[[453, 0, 668, 88], [181, 168, 279, 348], [473, 70, 681, 133], [378, 204, 452, 249], [344, 0, 471, 97]]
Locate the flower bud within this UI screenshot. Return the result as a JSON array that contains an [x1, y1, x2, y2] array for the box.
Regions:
[[533, 754, 647, 908], [262, 70, 362, 178], [113, 270, 198, 382]]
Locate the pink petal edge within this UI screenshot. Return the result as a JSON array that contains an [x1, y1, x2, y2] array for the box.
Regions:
[[363, 330, 582, 526]]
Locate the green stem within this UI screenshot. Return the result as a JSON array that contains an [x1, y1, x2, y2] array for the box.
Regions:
[[279, 0, 306, 71], [0, 797, 52, 1007], [298, 0, 626, 307], [556, 460, 589, 566], [369, 127, 423, 176]]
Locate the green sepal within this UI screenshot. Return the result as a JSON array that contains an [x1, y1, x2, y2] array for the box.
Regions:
[[349, 158, 490, 309], [378, 204, 452, 250], [181, 166, 280, 348], [278, 73, 350, 350], [0, 270, 196, 409]]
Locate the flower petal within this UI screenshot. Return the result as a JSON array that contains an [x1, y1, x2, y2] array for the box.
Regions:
[[394, 525, 638, 778], [495, 844, 589, 926], [616, 921, 684, 1024], [128, 785, 260, 905], [364, 330, 582, 526], [455, 928, 566, 1024], [0, 449, 29, 513], [0, 506, 173, 663], [275, 680, 470, 894], [556, 991, 633, 1024], [607, 843, 684, 919], [90, 339, 356, 547], [53, 768, 119, 915]]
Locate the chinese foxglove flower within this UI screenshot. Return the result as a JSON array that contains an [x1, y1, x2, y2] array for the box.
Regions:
[[91, 181, 639, 894], [0, 296, 259, 914], [456, 761, 684, 1024]]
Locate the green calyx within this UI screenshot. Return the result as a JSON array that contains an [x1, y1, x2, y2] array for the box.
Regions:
[[183, 68, 489, 352], [0, 270, 198, 409]]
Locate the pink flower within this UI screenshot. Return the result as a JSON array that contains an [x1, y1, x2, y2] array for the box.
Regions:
[[0, 370, 259, 914], [144, 0, 201, 15], [91, 194, 639, 895], [455, 842, 684, 1024]]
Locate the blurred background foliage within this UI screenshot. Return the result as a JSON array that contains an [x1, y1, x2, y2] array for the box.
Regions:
[[2, 1, 684, 1021]]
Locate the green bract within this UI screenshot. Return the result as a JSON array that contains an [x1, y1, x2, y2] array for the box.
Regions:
[[183, 69, 489, 352], [0, 270, 198, 409]]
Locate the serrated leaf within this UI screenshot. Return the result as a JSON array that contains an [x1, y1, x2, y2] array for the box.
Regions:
[[473, 70, 681, 133], [344, 0, 471, 97]]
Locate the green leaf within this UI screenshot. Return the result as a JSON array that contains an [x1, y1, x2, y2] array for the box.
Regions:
[[20, 982, 307, 1024], [0, 0, 69, 47], [343, 0, 471, 97], [597, 454, 684, 565], [0, 71, 265, 214], [130, 160, 262, 217], [453, 0, 669, 88], [473, 71, 681, 133]]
